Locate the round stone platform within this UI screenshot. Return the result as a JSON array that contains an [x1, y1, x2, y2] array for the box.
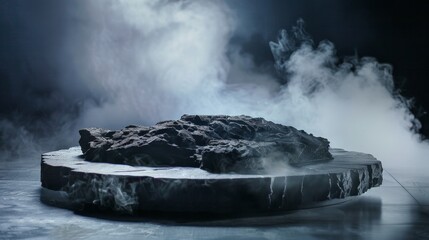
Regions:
[[41, 147, 382, 214]]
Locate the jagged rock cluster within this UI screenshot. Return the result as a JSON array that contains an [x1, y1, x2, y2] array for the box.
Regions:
[[79, 115, 332, 174]]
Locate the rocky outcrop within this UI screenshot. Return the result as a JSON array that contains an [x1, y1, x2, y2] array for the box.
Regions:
[[79, 115, 332, 174]]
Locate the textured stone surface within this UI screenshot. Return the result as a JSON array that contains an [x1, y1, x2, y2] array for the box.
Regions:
[[41, 147, 383, 214], [79, 115, 332, 174]]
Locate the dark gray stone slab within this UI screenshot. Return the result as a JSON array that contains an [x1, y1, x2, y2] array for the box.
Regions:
[[41, 147, 382, 214]]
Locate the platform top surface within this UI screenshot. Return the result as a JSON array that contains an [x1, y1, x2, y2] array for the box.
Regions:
[[42, 147, 381, 179]]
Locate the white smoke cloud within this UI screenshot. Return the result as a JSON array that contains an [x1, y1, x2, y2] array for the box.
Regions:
[[2, 0, 428, 174], [267, 39, 429, 172], [73, 0, 234, 127], [69, 0, 429, 172]]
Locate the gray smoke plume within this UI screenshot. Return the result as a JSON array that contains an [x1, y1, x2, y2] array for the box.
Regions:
[[1, 0, 428, 175]]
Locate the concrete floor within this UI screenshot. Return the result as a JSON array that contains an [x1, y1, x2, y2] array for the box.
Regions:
[[0, 156, 429, 240]]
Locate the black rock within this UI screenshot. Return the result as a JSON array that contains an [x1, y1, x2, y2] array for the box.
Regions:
[[79, 115, 333, 174]]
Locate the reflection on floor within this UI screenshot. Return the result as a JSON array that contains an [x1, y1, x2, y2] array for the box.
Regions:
[[0, 157, 428, 240]]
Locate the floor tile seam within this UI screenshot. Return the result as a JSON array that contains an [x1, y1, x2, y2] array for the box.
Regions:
[[0, 180, 39, 184], [384, 170, 422, 206]]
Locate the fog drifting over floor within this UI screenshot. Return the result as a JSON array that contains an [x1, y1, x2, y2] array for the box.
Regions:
[[1, 0, 427, 172]]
